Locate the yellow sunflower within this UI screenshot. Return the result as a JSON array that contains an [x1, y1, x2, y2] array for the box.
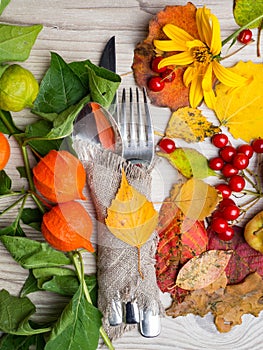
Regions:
[[154, 6, 250, 109]]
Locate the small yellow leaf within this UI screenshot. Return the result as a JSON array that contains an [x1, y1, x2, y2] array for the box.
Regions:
[[214, 61, 263, 142], [165, 107, 221, 142], [105, 169, 158, 277], [176, 250, 232, 290], [174, 178, 220, 220]]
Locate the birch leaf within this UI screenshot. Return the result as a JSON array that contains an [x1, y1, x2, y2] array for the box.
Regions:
[[176, 250, 232, 290], [157, 148, 216, 178], [175, 178, 220, 220], [105, 169, 158, 278], [233, 0, 263, 28], [214, 61, 263, 142], [165, 107, 221, 142]]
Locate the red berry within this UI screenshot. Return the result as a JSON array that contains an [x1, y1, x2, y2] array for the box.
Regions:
[[147, 76, 165, 92], [219, 146, 236, 162], [221, 204, 240, 221], [160, 69, 176, 82], [211, 217, 228, 234], [151, 56, 167, 73], [232, 153, 249, 170], [218, 226, 235, 241], [237, 29, 252, 44], [251, 138, 263, 153], [209, 157, 224, 171], [237, 144, 254, 159], [219, 198, 236, 208], [211, 134, 229, 148], [215, 184, 232, 198], [158, 138, 176, 153], [221, 163, 238, 177], [228, 174, 245, 192]]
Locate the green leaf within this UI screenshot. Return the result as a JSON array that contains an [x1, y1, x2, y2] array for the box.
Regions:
[[0, 0, 10, 15], [46, 96, 90, 139], [20, 270, 41, 297], [157, 148, 216, 179], [69, 60, 90, 90], [45, 285, 102, 350], [0, 109, 22, 134], [0, 170, 11, 194], [21, 208, 43, 231], [25, 119, 63, 155], [0, 221, 25, 237], [234, 0, 263, 28], [85, 60, 121, 108], [42, 275, 98, 303], [0, 289, 50, 335], [0, 332, 46, 350], [0, 24, 42, 63], [0, 235, 71, 268], [33, 52, 87, 114]]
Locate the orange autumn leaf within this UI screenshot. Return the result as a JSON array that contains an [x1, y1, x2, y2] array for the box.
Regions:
[[132, 3, 199, 111], [214, 61, 263, 142], [105, 169, 158, 277], [176, 250, 232, 290]]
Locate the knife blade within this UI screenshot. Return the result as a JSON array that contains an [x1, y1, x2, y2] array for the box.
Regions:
[[99, 36, 117, 118], [99, 36, 116, 73]]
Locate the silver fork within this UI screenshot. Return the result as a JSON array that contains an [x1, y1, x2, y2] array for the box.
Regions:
[[119, 87, 154, 166]]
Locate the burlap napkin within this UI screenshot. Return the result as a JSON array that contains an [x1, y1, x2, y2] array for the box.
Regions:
[[73, 140, 163, 339]]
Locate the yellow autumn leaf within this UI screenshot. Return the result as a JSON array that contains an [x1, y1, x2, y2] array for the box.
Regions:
[[214, 61, 263, 142], [105, 169, 158, 278], [165, 107, 221, 142], [176, 250, 232, 290], [174, 178, 220, 220]]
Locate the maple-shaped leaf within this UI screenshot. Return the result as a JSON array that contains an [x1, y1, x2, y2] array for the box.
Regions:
[[105, 169, 158, 278], [234, 0, 263, 28], [176, 250, 232, 290], [165, 107, 221, 142], [208, 225, 263, 284], [132, 3, 199, 111], [174, 178, 220, 220], [214, 61, 263, 142], [157, 148, 216, 179], [155, 188, 208, 295]]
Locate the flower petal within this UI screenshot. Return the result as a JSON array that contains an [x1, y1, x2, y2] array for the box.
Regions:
[[163, 24, 195, 43], [212, 61, 249, 87], [202, 64, 216, 109], [183, 66, 194, 86], [210, 14, 222, 55], [186, 39, 206, 49], [158, 52, 194, 68], [154, 39, 186, 52], [189, 69, 204, 108], [154, 24, 195, 52], [196, 7, 212, 47]]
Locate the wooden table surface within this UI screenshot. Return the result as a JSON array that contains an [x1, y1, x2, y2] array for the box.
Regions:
[[1, 1, 263, 349]]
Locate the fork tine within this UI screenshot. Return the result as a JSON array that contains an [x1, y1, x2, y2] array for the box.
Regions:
[[143, 87, 154, 148], [121, 88, 127, 143], [119, 87, 154, 165]]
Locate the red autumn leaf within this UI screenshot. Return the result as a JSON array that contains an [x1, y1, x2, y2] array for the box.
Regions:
[[132, 3, 199, 111], [155, 197, 208, 296], [208, 225, 263, 284]]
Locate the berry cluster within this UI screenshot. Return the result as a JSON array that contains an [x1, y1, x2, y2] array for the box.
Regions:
[[147, 57, 176, 92], [209, 134, 263, 241]]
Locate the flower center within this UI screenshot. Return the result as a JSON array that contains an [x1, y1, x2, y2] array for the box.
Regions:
[[192, 47, 212, 65]]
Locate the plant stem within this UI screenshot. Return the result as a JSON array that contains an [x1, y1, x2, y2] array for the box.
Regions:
[[72, 252, 115, 350]]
